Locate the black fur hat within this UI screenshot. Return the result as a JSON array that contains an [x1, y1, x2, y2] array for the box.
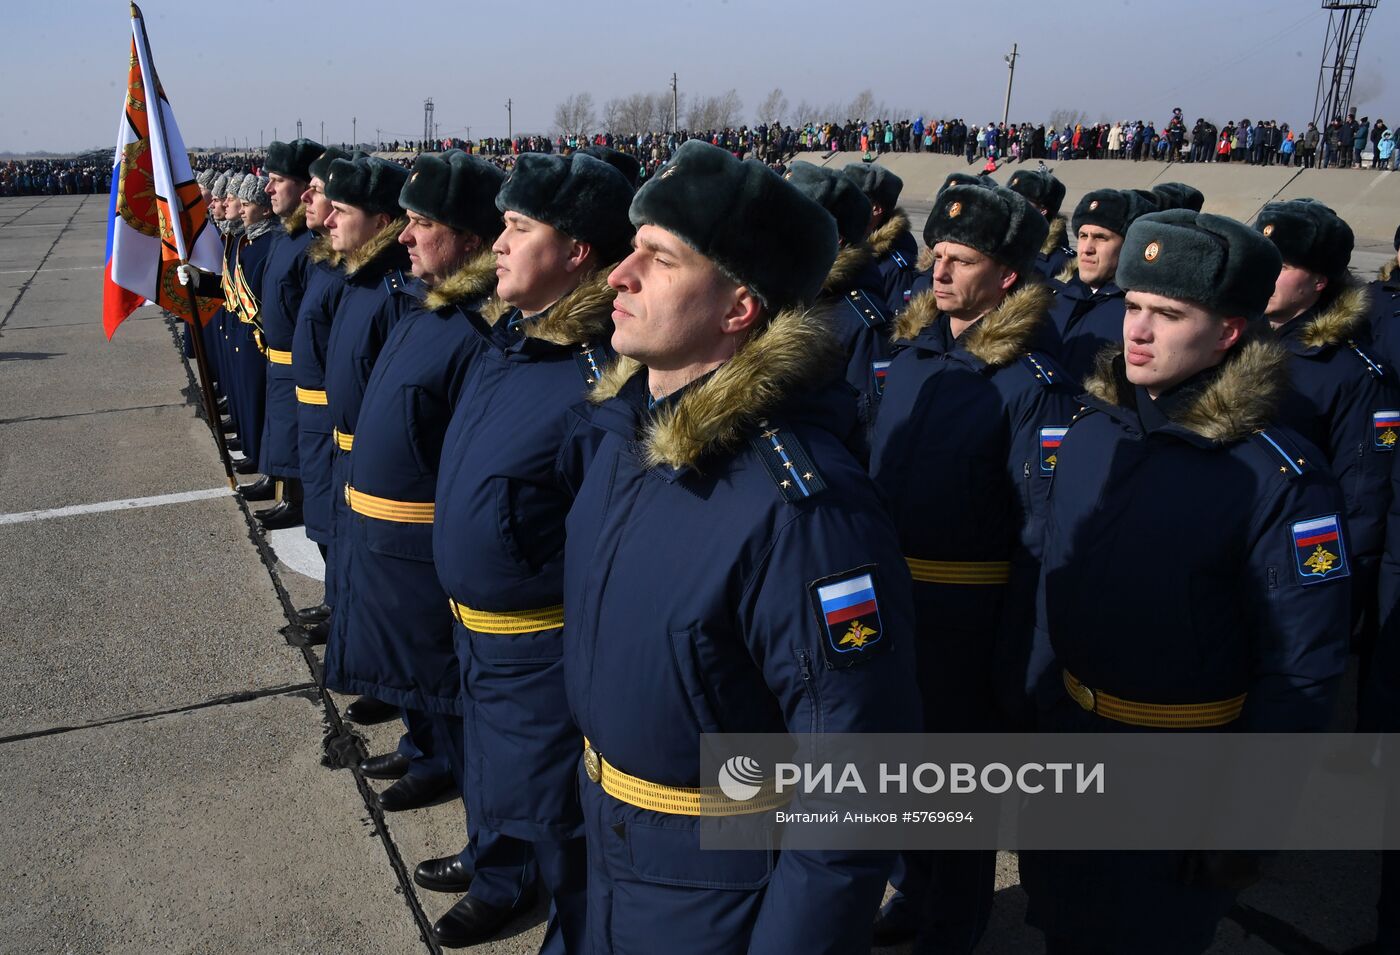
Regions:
[[786, 163, 872, 246], [264, 138, 324, 182], [841, 163, 903, 210], [924, 184, 1049, 275], [937, 171, 989, 197], [1151, 181, 1205, 213], [324, 156, 408, 217], [400, 149, 506, 241], [580, 146, 642, 189], [496, 152, 635, 260], [1253, 199, 1354, 280], [629, 139, 837, 312], [1119, 210, 1283, 320], [308, 146, 358, 183], [1005, 169, 1066, 218], [1072, 189, 1159, 238]]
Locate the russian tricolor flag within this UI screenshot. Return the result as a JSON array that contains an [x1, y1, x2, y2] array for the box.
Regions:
[[103, 4, 221, 339], [818, 573, 878, 627], [1293, 515, 1341, 550]]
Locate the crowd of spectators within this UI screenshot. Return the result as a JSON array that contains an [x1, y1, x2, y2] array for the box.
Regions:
[[0, 157, 110, 197]]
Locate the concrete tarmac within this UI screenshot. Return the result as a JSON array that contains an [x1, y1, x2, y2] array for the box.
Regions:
[[0, 194, 1385, 954]]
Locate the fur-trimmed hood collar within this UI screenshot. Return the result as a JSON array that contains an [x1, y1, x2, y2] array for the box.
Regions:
[[344, 216, 409, 279], [281, 204, 308, 238], [1041, 215, 1069, 255], [1381, 261, 1396, 284], [822, 242, 877, 294], [894, 283, 1054, 369], [1055, 261, 1078, 284], [590, 306, 842, 471], [867, 208, 911, 259], [1281, 280, 1370, 352], [1083, 328, 1289, 445], [477, 266, 617, 347], [307, 235, 342, 268], [421, 250, 498, 312]]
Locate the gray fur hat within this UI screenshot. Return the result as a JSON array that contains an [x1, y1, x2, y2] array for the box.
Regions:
[[924, 184, 1049, 275], [196, 168, 216, 190], [1118, 210, 1283, 320], [496, 152, 635, 260], [238, 174, 272, 206], [212, 172, 231, 198], [786, 163, 872, 246], [628, 139, 837, 313]]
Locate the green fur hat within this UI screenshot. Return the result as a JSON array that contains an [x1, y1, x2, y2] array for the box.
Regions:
[[1118, 210, 1282, 320], [324, 156, 408, 217], [786, 163, 872, 246], [264, 138, 324, 182], [628, 139, 837, 313], [496, 152, 635, 260], [1151, 182, 1205, 212], [1253, 199, 1354, 280], [924, 183, 1049, 275], [580, 145, 642, 189], [842, 163, 903, 210], [1005, 169, 1066, 218], [1072, 189, 1159, 238], [400, 149, 506, 241]]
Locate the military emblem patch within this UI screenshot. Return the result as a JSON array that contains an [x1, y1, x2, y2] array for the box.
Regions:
[[1263, 224, 1275, 237], [811, 568, 887, 668], [1088, 200, 1100, 211], [1374, 411, 1400, 450], [948, 201, 962, 219], [1144, 241, 1161, 262], [1039, 427, 1068, 475], [872, 360, 891, 396], [1291, 514, 1349, 585]]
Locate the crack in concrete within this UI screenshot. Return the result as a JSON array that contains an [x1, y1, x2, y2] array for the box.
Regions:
[[162, 315, 444, 954], [0, 682, 319, 745], [0, 195, 89, 337], [0, 196, 54, 230], [0, 401, 186, 427]]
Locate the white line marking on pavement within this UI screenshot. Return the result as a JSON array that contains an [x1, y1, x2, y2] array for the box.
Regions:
[[0, 265, 102, 275], [0, 487, 232, 526], [266, 526, 327, 581]]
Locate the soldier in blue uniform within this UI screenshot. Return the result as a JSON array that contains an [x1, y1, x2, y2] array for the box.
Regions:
[[316, 157, 443, 787], [1366, 225, 1400, 373], [563, 139, 921, 955], [1047, 188, 1158, 383], [289, 146, 353, 646], [240, 139, 323, 529], [786, 163, 892, 438], [1254, 200, 1397, 663], [868, 183, 1079, 953], [425, 152, 633, 951], [1005, 168, 1074, 279], [1021, 209, 1351, 954], [842, 163, 919, 314]]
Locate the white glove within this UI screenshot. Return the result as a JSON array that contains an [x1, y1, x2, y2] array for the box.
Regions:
[[176, 264, 194, 287]]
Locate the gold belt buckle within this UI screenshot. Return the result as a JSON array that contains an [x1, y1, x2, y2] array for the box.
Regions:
[[1066, 672, 1097, 713], [583, 743, 602, 784]]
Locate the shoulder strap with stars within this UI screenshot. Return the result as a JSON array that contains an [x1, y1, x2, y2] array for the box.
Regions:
[[1020, 351, 1062, 389], [1347, 340, 1387, 380], [749, 424, 828, 503], [842, 289, 888, 330], [383, 269, 407, 295], [573, 342, 604, 389], [889, 249, 910, 269], [1246, 428, 1316, 480]]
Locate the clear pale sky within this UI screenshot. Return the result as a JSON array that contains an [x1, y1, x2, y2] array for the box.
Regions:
[[2, 0, 1395, 153]]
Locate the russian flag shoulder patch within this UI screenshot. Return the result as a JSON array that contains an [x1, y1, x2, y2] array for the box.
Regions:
[[810, 566, 889, 668], [1291, 514, 1349, 585], [1374, 411, 1399, 451]]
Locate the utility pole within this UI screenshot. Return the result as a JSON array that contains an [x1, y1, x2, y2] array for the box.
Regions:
[[1002, 43, 1019, 129], [320, 120, 324, 143], [353, 116, 357, 148], [259, 130, 263, 150], [506, 98, 513, 141], [671, 73, 679, 132], [296, 118, 302, 139]]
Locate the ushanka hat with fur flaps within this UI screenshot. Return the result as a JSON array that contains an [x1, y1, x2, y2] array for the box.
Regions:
[[324, 156, 408, 217], [1072, 188, 1159, 238], [785, 162, 872, 246], [1005, 168, 1066, 218], [399, 149, 506, 241], [842, 162, 903, 210], [628, 139, 838, 313], [937, 171, 991, 197], [580, 145, 642, 189], [264, 138, 324, 181], [308, 147, 359, 183], [924, 183, 1049, 275], [496, 152, 635, 260], [1118, 210, 1283, 320], [1253, 198, 1354, 280], [1151, 181, 1205, 213], [237, 174, 271, 206]]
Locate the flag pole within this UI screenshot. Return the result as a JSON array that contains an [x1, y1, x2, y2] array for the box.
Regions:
[[131, 2, 235, 488]]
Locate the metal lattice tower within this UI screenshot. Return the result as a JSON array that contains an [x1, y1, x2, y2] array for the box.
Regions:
[[1313, 0, 1379, 128], [423, 98, 435, 147]]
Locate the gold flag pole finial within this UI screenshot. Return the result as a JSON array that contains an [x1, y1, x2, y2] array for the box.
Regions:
[[130, 3, 140, 20]]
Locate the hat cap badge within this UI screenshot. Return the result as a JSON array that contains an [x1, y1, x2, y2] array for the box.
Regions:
[[948, 201, 962, 219], [1144, 241, 1161, 262], [1263, 224, 1275, 237], [1089, 200, 1099, 211], [660, 165, 679, 180]]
